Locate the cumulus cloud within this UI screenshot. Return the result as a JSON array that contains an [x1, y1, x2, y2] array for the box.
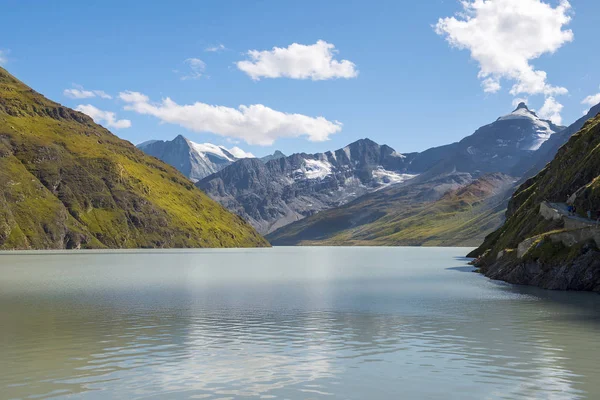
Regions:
[[64, 85, 112, 99], [119, 91, 341, 145], [76, 104, 131, 129], [581, 90, 600, 114], [236, 40, 358, 81], [538, 96, 563, 125], [435, 0, 573, 97], [582, 93, 600, 106], [205, 44, 226, 52], [181, 58, 206, 80]]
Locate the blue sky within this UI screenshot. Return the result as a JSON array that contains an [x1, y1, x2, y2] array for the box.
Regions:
[[1, 0, 599, 157]]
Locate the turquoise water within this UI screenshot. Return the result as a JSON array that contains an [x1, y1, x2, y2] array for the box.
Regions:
[[1, 247, 600, 399]]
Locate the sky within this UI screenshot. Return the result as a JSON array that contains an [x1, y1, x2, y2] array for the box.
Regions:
[[1, 0, 600, 157]]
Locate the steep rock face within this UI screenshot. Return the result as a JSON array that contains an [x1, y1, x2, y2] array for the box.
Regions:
[[197, 139, 419, 234], [470, 114, 600, 291], [267, 172, 516, 246], [138, 135, 255, 182], [409, 103, 564, 176], [0, 67, 268, 249]]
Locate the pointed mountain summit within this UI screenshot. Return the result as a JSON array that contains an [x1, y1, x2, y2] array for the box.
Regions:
[[138, 135, 255, 182], [408, 103, 565, 177], [515, 100, 600, 179], [0, 67, 267, 249], [260, 150, 286, 163]]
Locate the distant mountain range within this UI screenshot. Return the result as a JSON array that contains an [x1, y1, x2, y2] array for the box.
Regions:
[[137, 100, 599, 247], [197, 139, 418, 234], [267, 103, 598, 245]]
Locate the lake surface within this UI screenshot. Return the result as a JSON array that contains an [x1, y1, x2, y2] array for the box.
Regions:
[[1, 247, 600, 399]]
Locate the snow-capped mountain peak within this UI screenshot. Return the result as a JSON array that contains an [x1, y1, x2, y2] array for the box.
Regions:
[[137, 135, 256, 182], [498, 102, 540, 121], [187, 139, 255, 162], [496, 102, 562, 151]]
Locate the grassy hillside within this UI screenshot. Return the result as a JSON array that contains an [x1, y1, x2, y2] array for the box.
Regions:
[[470, 114, 600, 291], [267, 173, 515, 247], [0, 67, 268, 249]]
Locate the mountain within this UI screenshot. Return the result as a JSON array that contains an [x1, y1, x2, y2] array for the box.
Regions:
[[197, 139, 419, 234], [260, 150, 286, 163], [266, 104, 573, 247], [138, 135, 255, 182], [408, 103, 564, 177], [0, 67, 268, 249], [513, 102, 600, 180], [267, 173, 516, 246], [469, 114, 600, 291]]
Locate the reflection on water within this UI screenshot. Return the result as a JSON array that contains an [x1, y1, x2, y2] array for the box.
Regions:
[[1, 247, 600, 399]]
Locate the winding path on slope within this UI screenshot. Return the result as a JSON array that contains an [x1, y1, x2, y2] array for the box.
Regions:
[[547, 202, 599, 227]]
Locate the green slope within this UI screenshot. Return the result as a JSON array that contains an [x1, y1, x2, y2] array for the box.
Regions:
[[267, 173, 515, 247], [0, 67, 269, 249], [470, 114, 600, 291]]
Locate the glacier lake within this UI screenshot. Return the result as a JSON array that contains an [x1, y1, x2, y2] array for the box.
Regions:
[[1, 247, 600, 399]]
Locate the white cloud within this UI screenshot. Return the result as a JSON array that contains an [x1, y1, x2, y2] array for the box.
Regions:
[[538, 96, 563, 125], [435, 0, 573, 97], [93, 90, 112, 99], [482, 77, 501, 93], [64, 88, 95, 99], [180, 58, 206, 80], [582, 92, 600, 107], [205, 44, 226, 52], [236, 40, 358, 81], [76, 104, 131, 129], [119, 91, 341, 146], [64, 85, 112, 99], [581, 91, 600, 114]]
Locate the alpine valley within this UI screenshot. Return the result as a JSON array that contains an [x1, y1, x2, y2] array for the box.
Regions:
[[141, 102, 599, 246]]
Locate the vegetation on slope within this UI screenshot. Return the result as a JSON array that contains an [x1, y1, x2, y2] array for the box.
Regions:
[[470, 114, 600, 290], [472, 114, 600, 258], [0, 67, 268, 249], [267, 173, 515, 247]]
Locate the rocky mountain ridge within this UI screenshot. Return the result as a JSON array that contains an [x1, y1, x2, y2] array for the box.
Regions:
[[197, 138, 418, 234]]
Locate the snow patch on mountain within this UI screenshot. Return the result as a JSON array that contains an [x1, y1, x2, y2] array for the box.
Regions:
[[294, 159, 334, 180], [372, 167, 417, 188], [497, 103, 559, 151], [188, 140, 255, 161]]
